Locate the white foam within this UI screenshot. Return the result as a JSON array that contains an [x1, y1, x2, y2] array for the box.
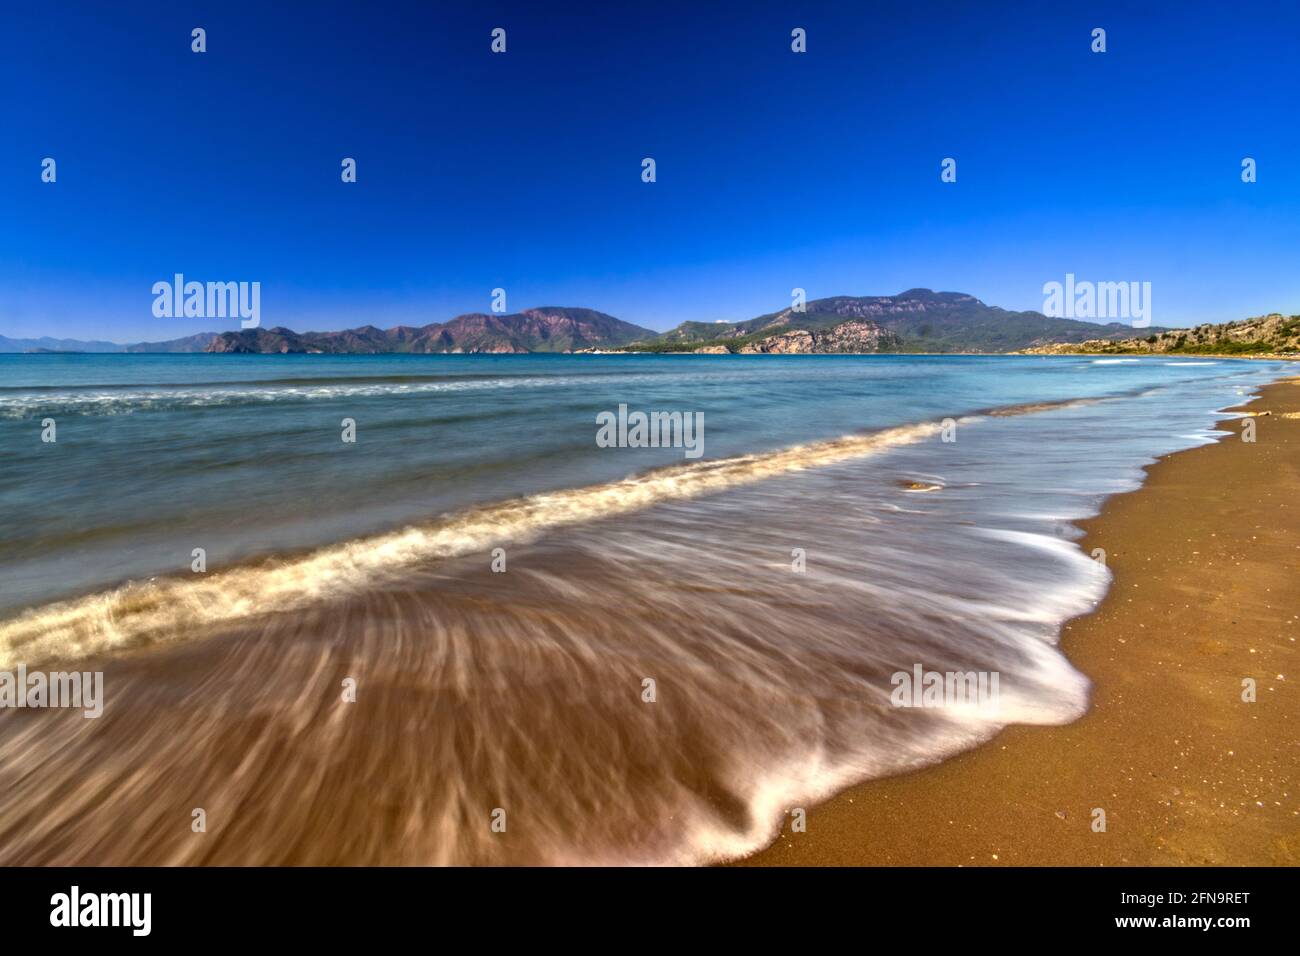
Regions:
[[0, 419, 945, 668]]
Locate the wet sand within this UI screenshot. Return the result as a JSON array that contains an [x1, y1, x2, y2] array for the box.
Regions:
[[2, 371, 1296, 867], [744, 377, 1300, 866]]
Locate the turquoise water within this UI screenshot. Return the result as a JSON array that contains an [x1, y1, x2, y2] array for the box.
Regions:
[[0, 353, 1284, 613]]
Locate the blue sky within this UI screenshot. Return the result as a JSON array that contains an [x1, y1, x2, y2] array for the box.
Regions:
[[1, 0, 1297, 341]]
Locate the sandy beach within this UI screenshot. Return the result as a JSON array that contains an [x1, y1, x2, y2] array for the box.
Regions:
[[744, 376, 1300, 866], [2, 357, 1294, 867]]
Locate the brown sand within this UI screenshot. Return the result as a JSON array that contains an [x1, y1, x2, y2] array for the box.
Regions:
[[744, 377, 1300, 866]]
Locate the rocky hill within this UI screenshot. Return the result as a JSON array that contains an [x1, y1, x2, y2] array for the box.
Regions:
[[204, 308, 655, 354], [1021, 313, 1300, 357], [689, 320, 902, 354]]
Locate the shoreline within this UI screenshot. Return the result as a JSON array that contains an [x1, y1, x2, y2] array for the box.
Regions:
[[591, 351, 1300, 358], [1014, 351, 1300, 361], [742, 376, 1300, 866], [10, 350, 1299, 359], [3, 360, 1295, 865]]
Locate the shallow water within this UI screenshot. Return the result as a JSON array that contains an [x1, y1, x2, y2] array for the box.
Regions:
[[0, 354, 1288, 864]]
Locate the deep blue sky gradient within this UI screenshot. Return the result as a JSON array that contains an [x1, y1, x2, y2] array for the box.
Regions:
[[2, 0, 1297, 341]]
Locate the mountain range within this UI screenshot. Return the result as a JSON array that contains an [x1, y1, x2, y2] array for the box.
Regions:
[[0, 332, 218, 354], [204, 308, 653, 354], [622, 290, 1171, 353], [1, 291, 1174, 355]]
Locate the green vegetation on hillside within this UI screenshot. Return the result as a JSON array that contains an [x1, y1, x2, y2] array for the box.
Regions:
[[1060, 315, 1300, 356], [629, 290, 1167, 354]]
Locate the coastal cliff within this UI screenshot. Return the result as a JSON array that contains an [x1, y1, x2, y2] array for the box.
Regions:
[[693, 319, 903, 354]]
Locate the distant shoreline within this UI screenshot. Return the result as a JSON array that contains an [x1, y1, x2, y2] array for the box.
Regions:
[[10, 349, 1297, 360], [1017, 352, 1300, 361]]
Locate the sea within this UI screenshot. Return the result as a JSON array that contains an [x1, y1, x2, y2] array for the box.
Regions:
[[0, 352, 1289, 864]]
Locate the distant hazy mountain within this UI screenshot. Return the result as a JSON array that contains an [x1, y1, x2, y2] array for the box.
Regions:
[[0, 334, 128, 353], [124, 332, 219, 353], [628, 289, 1171, 353], [0, 332, 217, 353], [204, 308, 656, 354]]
